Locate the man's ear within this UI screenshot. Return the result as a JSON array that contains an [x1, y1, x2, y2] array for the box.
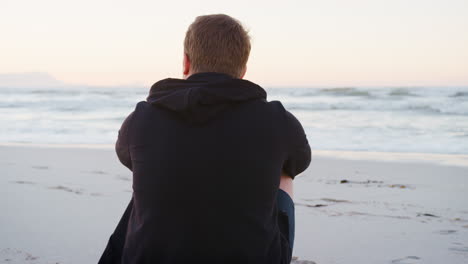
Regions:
[[183, 53, 191, 78], [240, 66, 247, 79]]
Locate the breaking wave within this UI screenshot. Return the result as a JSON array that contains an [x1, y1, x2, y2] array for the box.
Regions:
[[451, 91, 468, 97], [388, 88, 418, 97], [1, 85, 467, 154], [319, 87, 372, 97]]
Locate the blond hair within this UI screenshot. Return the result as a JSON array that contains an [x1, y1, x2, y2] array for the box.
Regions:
[[184, 14, 251, 78]]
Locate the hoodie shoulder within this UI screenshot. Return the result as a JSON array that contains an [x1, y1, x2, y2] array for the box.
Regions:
[[130, 101, 156, 120], [265, 100, 288, 116], [135, 100, 151, 111]]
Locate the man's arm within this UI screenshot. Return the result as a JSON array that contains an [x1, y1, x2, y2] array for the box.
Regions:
[[116, 112, 134, 171], [279, 172, 294, 198], [282, 110, 312, 180]]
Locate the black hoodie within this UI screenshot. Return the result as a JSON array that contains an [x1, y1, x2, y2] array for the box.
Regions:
[[99, 73, 311, 264]]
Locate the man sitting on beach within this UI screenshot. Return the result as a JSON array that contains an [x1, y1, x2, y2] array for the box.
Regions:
[[99, 14, 311, 264]]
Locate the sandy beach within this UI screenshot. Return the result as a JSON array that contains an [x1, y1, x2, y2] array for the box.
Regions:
[[1, 145, 468, 264]]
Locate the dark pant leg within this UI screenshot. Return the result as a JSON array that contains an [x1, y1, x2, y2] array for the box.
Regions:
[[277, 189, 295, 252]]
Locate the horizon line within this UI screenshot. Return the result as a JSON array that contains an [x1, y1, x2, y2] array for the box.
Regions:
[[1, 72, 467, 89]]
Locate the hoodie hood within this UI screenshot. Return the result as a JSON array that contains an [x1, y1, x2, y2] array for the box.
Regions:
[[147, 72, 267, 124]]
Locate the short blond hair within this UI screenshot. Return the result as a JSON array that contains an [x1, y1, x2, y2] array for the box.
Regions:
[[184, 14, 251, 78]]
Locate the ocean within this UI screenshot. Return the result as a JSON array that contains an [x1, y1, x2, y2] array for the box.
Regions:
[[1, 85, 467, 155]]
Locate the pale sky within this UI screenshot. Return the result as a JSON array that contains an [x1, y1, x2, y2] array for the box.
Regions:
[[1, 0, 467, 87]]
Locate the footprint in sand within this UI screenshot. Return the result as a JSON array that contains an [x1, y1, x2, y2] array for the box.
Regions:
[[11, 180, 36, 185], [47, 185, 104, 197], [321, 198, 351, 203], [416, 213, 439, 218], [91, 170, 107, 175], [297, 198, 352, 208], [437, 230, 457, 235], [0, 248, 39, 262], [81, 170, 108, 175], [291, 257, 317, 264], [116, 175, 131, 181], [31, 165, 48, 170], [295, 202, 328, 208], [48, 185, 83, 195], [391, 256, 421, 264], [449, 245, 468, 256]]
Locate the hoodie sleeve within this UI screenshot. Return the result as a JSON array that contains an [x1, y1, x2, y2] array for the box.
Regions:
[[116, 112, 134, 171], [282, 111, 311, 179]]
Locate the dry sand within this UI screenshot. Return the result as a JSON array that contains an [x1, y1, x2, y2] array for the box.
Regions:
[[1, 145, 467, 264]]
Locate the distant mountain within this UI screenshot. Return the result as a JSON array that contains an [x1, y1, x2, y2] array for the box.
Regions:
[[0, 72, 65, 88]]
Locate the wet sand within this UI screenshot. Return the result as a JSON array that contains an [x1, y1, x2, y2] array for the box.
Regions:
[[1, 145, 467, 264]]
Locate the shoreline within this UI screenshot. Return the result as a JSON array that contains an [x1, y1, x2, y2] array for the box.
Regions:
[[2, 142, 468, 167]]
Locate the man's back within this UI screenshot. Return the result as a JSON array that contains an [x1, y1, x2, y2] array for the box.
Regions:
[[114, 73, 310, 263], [99, 14, 311, 264]]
